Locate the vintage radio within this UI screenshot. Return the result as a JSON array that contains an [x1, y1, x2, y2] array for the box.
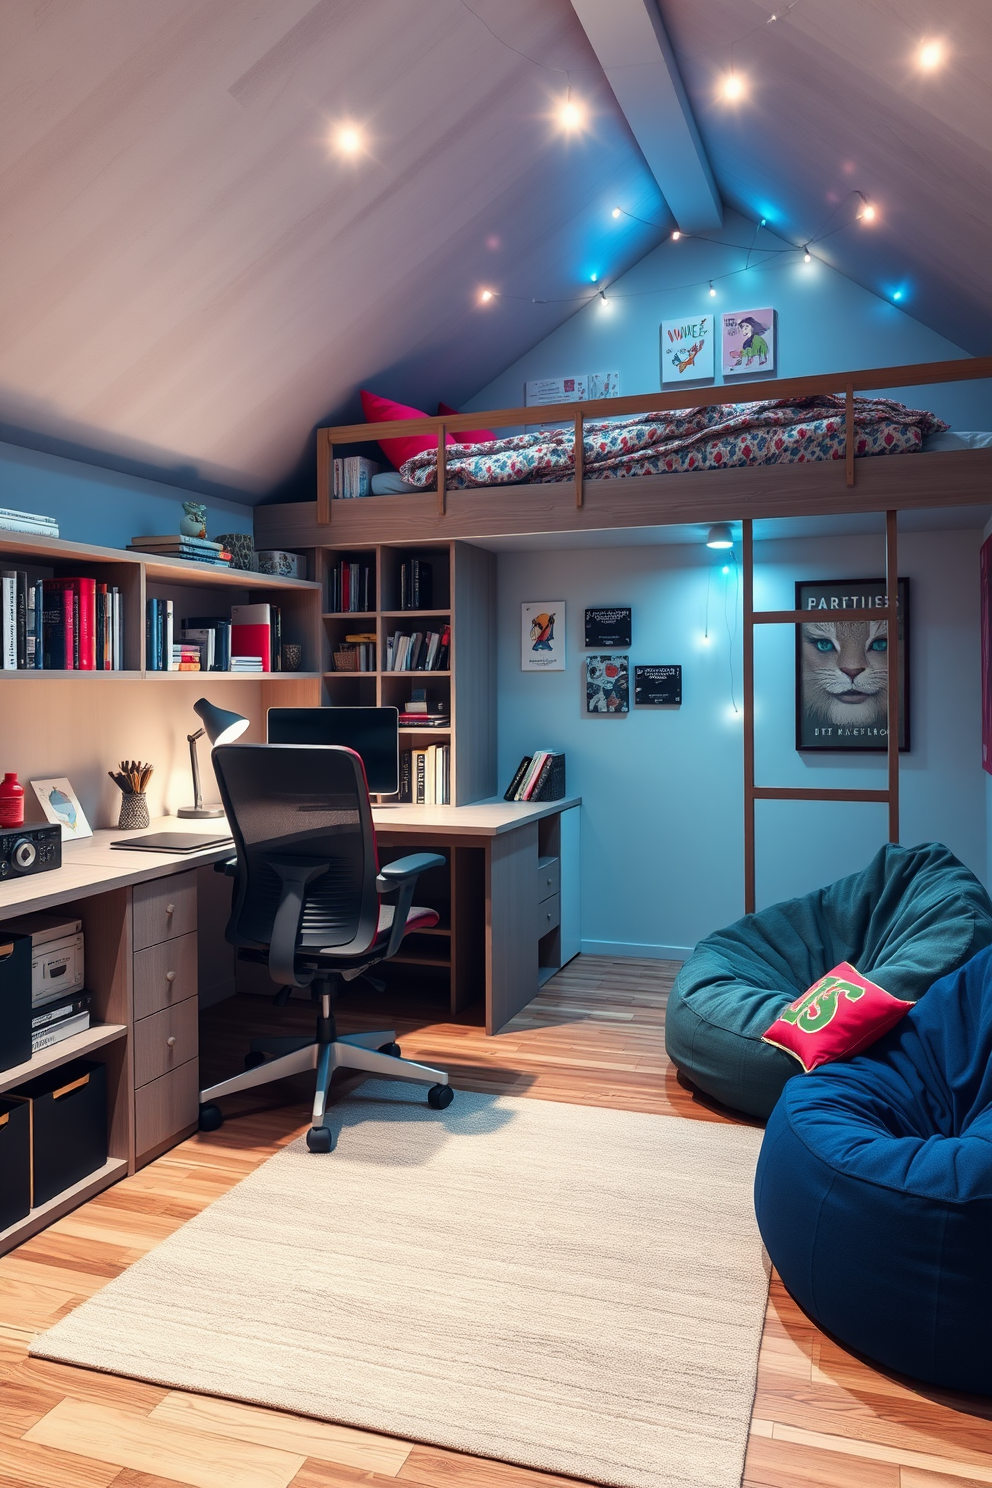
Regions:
[[0, 822, 61, 880]]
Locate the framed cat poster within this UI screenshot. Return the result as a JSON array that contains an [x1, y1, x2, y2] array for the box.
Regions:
[[795, 578, 910, 752]]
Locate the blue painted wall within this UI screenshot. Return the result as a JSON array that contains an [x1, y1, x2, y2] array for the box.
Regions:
[[0, 440, 254, 548], [497, 527, 984, 957], [466, 208, 992, 429]]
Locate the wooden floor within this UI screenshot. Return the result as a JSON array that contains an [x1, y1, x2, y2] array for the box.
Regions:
[[3, 956, 992, 1488]]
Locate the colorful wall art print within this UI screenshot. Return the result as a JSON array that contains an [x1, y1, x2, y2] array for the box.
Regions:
[[586, 654, 629, 713], [521, 600, 565, 671], [661, 314, 715, 383], [722, 308, 776, 376], [30, 777, 93, 840], [795, 578, 909, 752]]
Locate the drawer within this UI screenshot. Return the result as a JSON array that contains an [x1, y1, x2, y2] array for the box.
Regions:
[[135, 1058, 199, 1160], [134, 996, 199, 1089], [536, 892, 560, 938], [536, 856, 560, 902], [133, 871, 197, 951], [133, 932, 198, 1020]]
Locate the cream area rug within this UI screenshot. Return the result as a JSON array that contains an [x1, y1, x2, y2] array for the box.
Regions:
[[32, 1084, 767, 1488]]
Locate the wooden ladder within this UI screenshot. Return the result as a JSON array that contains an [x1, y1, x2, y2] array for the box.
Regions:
[[741, 511, 901, 915]]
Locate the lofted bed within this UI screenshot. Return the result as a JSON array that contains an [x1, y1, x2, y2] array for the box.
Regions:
[[252, 355, 992, 909]]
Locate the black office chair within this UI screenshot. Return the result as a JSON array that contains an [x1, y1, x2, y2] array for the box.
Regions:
[[197, 743, 453, 1152]]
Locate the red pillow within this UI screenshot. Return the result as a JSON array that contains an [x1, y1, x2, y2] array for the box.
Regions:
[[360, 390, 453, 470], [438, 401, 496, 445], [761, 962, 912, 1073]]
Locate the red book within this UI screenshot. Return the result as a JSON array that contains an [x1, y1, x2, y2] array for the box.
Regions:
[[341, 564, 350, 612], [230, 603, 271, 671], [67, 578, 96, 669]]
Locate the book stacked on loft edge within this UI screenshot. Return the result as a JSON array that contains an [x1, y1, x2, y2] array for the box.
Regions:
[[332, 456, 379, 499], [145, 600, 286, 672], [504, 751, 566, 803], [3, 572, 124, 670]]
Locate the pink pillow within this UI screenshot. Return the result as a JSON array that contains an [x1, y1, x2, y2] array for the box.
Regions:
[[438, 402, 496, 445], [360, 390, 453, 469], [761, 962, 913, 1073]]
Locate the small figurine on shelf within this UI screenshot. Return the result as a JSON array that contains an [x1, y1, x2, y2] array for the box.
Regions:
[[180, 501, 208, 539], [109, 761, 153, 830]]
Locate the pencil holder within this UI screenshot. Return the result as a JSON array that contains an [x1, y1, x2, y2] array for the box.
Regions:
[[118, 792, 150, 830]]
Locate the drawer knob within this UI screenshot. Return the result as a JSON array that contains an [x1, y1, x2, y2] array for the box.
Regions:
[[165, 971, 176, 982], [165, 903, 176, 915], [166, 1036, 177, 1047], [546, 911, 553, 921]]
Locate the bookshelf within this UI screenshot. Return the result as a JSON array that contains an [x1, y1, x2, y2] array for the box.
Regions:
[[0, 531, 323, 683], [315, 540, 496, 806]]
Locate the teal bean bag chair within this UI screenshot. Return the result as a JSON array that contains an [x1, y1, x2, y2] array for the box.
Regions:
[[666, 842, 992, 1119]]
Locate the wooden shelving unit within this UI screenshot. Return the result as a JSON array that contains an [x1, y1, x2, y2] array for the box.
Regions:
[[0, 530, 324, 683], [310, 540, 496, 807]]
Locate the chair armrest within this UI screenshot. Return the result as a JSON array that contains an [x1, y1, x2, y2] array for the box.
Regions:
[[376, 852, 446, 961], [268, 858, 329, 989], [213, 857, 238, 876], [375, 852, 446, 892]]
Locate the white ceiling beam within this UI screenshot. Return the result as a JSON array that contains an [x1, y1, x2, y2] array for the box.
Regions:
[[570, 0, 723, 232]]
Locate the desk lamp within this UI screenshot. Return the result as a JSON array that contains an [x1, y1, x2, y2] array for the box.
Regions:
[[177, 698, 250, 819]]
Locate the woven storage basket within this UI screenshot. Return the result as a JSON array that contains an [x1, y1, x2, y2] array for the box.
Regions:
[[333, 647, 358, 671]]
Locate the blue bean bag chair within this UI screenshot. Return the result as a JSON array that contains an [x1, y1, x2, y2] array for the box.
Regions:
[[665, 842, 992, 1119], [755, 946, 992, 1393]]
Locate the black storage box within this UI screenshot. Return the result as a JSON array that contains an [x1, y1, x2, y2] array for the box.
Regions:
[[0, 931, 31, 1074], [0, 1096, 31, 1230], [14, 1059, 107, 1206]]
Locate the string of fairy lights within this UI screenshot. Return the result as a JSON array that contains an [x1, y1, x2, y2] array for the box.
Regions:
[[325, 4, 948, 310]]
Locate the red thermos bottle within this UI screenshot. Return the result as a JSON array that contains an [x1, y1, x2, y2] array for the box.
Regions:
[[0, 773, 24, 827]]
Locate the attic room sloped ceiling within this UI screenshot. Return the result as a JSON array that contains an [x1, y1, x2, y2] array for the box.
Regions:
[[1, 0, 988, 505], [0, 0, 667, 503]]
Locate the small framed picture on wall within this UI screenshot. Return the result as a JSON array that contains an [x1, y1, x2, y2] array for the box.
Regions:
[[521, 601, 565, 671], [795, 578, 909, 751]]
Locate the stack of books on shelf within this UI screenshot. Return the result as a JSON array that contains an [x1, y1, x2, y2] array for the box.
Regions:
[[2, 572, 124, 670], [504, 750, 566, 802], [328, 560, 373, 612], [332, 633, 376, 672], [146, 600, 287, 672], [399, 559, 433, 609], [399, 743, 450, 804], [0, 506, 59, 538], [128, 535, 232, 567], [384, 625, 449, 672], [33, 989, 92, 1053], [399, 692, 449, 728], [332, 457, 379, 499]]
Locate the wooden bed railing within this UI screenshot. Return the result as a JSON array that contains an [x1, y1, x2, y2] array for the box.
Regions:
[[315, 355, 992, 525]]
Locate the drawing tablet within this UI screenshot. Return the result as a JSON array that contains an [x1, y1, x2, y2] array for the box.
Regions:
[[110, 832, 233, 853]]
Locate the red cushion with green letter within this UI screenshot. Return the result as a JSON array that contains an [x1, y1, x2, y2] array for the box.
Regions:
[[761, 962, 913, 1073]]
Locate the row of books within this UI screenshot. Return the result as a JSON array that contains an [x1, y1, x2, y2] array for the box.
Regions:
[[146, 601, 284, 671], [398, 745, 450, 804], [399, 559, 434, 610], [0, 506, 59, 538], [332, 456, 379, 499], [504, 750, 566, 802], [329, 560, 374, 613], [32, 990, 92, 1053], [128, 534, 232, 567], [384, 626, 449, 671], [2, 572, 124, 670]]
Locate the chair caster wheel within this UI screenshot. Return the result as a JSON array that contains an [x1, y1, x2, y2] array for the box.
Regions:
[[306, 1125, 335, 1154], [244, 1050, 266, 1069], [198, 1104, 223, 1132], [378, 1042, 401, 1058], [428, 1084, 454, 1110]]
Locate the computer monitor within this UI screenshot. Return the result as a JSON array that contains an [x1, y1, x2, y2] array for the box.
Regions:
[[266, 707, 399, 796]]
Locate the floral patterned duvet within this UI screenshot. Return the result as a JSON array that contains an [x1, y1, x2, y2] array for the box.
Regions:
[[398, 395, 947, 490]]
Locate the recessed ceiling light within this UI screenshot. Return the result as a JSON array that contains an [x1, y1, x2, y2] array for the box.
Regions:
[[332, 123, 364, 157], [917, 38, 945, 70]]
